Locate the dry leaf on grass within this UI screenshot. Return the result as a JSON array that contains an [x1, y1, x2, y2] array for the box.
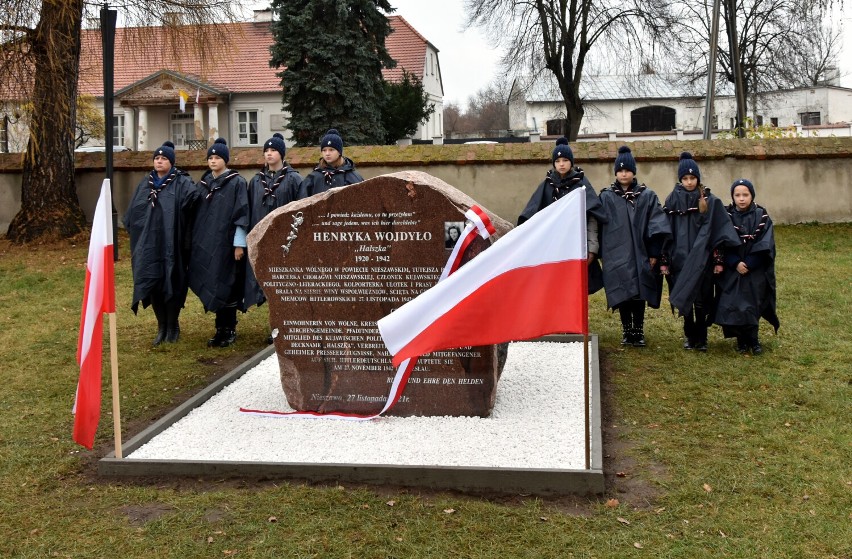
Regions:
[[703, 483, 713, 492], [267, 516, 277, 523], [605, 498, 620, 508], [617, 517, 631, 525], [443, 508, 456, 514], [386, 500, 396, 507], [633, 542, 644, 549]]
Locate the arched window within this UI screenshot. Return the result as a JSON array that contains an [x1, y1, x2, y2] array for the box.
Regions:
[[630, 106, 676, 132]]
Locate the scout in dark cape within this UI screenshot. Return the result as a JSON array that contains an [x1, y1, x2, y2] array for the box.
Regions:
[[518, 136, 607, 293], [715, 179, 780, 354], [661, 152, 740, 351], [244, 133, 302, 327], [124, 141, 199, 345], [188, 138, 250, 348], [297, 128, 364, 198], [599, 146, 671, 347]]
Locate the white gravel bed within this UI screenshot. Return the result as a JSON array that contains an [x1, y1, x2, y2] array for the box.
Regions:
[[128, 341, 590, 470]]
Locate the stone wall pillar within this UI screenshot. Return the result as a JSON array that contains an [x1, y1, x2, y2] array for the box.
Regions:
[[193, 103, 204, 143], [207, 103, 219, 141], [137, 107, 148, 152], [123, 108, 135, 150]]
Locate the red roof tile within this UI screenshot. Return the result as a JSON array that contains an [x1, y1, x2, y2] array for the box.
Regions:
[[79, 16, 431, 97], [383, 15, 429, 83]]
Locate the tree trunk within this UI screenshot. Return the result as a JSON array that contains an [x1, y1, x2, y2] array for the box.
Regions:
[[6, 0, 87, 243], [563, 90, 585, 142]]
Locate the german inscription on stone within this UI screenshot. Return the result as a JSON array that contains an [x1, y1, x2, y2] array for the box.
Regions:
[[247, 171, 513, 416]]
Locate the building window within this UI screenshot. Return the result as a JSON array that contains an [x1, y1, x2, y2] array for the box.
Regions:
[[237, 110, 259, 145], [770, 117, 779, 127], [0, 115, 8, 153], [112, 115, 125, 147], [170, 112, 195, 148], [712, 114, 718, 129], [799, 112, 820, 126], [546, 119, 568, 136], [754, 115, 764, 126], [630, 105, 676, 132]]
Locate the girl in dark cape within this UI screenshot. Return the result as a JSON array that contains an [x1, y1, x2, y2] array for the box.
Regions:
[[244, 133, 302, 315], [715, 179, 780, 354], [599, 146, 671, 347], [189, 138, 250, 348], [124, 141, 199, 345], [297, 129, 363, 198], [518, 137, 607, 294], [661, 152, 741, 351]]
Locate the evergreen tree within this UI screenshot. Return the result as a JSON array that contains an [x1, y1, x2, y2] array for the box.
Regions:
[[381, 70, 435, 144], [270, 0, 395, 146]]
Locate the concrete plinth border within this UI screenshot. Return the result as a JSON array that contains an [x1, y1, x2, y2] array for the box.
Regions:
[[99, 335, 605, 496]]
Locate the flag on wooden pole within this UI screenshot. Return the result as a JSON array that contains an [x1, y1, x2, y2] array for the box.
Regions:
[[73, 179, 116, 450]]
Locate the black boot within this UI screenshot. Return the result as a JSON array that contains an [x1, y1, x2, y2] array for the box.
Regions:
[[207, 328, 226, 347], [619, 306, 633, 346], [218, 328, 237, 347], [151, 299, 167, 347], [632, 328, 647, 348], [632, 304, 646, 347], [165, 301, 181, 343]]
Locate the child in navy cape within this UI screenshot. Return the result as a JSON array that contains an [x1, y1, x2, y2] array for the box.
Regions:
[[714, 178, 780, 354]]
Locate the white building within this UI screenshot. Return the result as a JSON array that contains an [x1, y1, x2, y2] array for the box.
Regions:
[[0, 12, 444, 153], [509, 74, 852, 140]]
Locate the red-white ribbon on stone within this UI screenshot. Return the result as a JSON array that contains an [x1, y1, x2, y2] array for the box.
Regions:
[[239, 205, 494, 421]]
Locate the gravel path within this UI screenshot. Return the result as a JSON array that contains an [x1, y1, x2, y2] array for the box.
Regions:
[[129, 341, 589, 470]]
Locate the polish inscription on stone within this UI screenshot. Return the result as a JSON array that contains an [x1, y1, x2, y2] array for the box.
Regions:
[[247, 171, 512, 417]]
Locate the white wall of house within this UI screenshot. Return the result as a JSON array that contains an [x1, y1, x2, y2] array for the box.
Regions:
[[414, 45, 444, 141], [511, 85, 852, 137]]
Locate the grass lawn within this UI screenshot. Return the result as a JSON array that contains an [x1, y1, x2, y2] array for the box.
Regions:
[[0, 223, 849, 558]]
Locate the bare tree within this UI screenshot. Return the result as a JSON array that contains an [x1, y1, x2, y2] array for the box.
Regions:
[[465, 0, 652, 140], [655, 0, 840, 117], [1, 0, 241, 243]]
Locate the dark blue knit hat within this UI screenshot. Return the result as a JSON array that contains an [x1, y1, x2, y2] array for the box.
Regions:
[[731, 178, 756, 200], [551, 136, 574, 165], [678, 151, 701, 182], [264, 133, 286, 159], [614, 146, 637, 175], [153, 141, 176, 167], [207, 137, 230, 164], [320, 128, 344, 155]]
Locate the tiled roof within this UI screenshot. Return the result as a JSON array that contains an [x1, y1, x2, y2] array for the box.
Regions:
[[79, 16, 432, 97], [383, 15, 429, 82], [79, 22, 281, 96]]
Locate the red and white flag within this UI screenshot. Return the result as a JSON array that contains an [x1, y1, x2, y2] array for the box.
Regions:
[[378, 186, 589, 367], [73, 179, 116, 449]]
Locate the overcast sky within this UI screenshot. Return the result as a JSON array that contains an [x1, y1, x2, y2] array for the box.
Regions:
[[247, 2, 851, 99], [389, 0, 505, 106]]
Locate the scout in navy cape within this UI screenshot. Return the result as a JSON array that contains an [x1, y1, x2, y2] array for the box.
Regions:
[[244, 133, 302, 319], [124, 141, 199, 345], [298, 128, 364, 198], [715, 179, 780, 354], [517, 136, 606, 293], [661, 152, 740, 351], [598, 146, 671, 347], [189, 138, 250, 347]]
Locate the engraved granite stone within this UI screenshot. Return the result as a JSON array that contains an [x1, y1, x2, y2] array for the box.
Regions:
[[247, 171, 513, 416]]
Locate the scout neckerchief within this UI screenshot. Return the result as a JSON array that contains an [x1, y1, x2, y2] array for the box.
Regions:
[[611, 178, 646, 207], [147, 167, 177, 207], [199, 171, 241, 200]]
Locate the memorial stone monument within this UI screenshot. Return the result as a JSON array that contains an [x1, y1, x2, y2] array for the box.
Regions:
[[247, 171, 513, 417]]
